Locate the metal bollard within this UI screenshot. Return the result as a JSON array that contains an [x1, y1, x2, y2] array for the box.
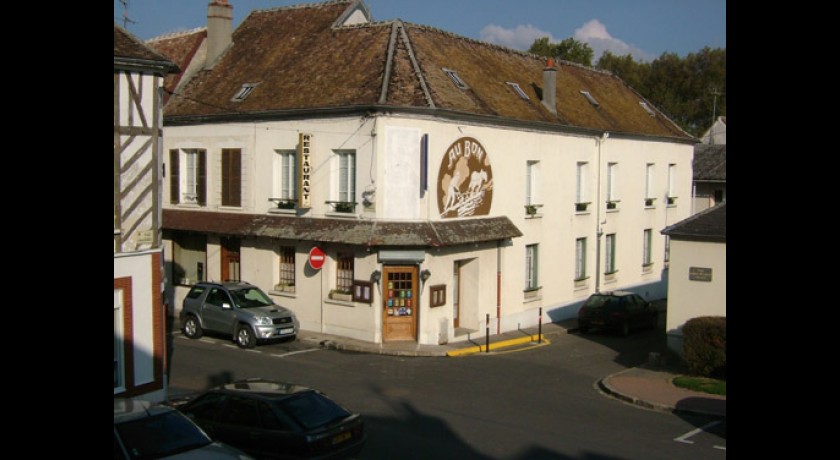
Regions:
[[486, 313, 490, 353], [538, 307, 543, 343]]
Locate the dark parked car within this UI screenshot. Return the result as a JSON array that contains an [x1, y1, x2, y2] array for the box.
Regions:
[[180, 281, 300, 349], [577, 291, 658, 336], [114, 398, 254, 459], [176, 379, 366, 460]]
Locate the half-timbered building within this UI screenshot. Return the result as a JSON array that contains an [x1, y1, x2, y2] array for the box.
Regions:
[[114, 24, 178, 400]]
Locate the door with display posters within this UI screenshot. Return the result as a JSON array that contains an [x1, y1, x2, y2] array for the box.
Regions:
[[382, 266, 418, 342]]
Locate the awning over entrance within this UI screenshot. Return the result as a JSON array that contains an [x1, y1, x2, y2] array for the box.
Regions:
[[163, 210, 522, 248]]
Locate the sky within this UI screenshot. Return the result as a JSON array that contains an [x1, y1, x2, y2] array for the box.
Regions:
[[115, 0, 726, 62]]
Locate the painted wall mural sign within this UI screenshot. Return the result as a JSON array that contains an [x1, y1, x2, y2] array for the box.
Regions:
[[437, 137, 493, 218], [298, 133, 312, 209]]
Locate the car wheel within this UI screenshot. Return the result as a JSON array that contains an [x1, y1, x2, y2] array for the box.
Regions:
[[650, 312, 659, 330], [183, 315, 203, 339], [235, 324, 257, 349], [620, 320, 630, 337]]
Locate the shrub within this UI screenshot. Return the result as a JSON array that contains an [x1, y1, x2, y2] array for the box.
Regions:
[[682, 316, 726, 379]]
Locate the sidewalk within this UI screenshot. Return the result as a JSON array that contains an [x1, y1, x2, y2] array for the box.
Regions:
[[299, 318, 575, 357]]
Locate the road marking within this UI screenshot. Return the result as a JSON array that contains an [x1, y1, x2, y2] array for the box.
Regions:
[[674, 421, 720, 444], [271, 348, 322, 358], [199, 338, 218, 344], [714, 445, 726, 450]]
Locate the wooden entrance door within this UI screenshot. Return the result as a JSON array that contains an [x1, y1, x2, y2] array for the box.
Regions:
[[382, 266, 418, 342], [221, 237, 241, 282]]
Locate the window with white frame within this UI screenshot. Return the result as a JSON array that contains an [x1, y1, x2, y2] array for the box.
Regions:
[[607, 162, 618, 208], [526, 161, 540, 211], [114, 289, 124, 392], [575, 238, 587, 280], [645, 163, 655, 206], [273, 150, 297, 206], [605, 233, 617, 274], [169, 149, 206, 205], [643, 229, 653, 266], [333, 150, 356, 212], [667, 163, 677, 204], [277, 246, 295, 292], [525, 244, 539, 290], [576, 162, 589, 211], [443, 68, 468, 89]]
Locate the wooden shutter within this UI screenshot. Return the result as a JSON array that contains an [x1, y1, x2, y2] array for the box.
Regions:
[[222, 149, 241, 207], [197, 150, 207, 206], [169, 149, 180, 204]]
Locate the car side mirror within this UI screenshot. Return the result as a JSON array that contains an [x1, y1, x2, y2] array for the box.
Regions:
[[222, 303, 232, 310]]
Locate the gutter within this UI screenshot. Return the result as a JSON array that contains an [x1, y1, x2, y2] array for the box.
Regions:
[[164, 104, 697, 145]]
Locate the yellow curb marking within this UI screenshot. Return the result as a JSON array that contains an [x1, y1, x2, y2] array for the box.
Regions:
[[446, 334, 547, 357]]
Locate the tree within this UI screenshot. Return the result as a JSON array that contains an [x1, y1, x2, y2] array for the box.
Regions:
[[596, 47, 726, 137], [528, 37, 594, 67]]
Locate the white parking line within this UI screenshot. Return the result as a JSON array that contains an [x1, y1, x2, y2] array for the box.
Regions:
[[713, 445, 726, 450], [271, 348, 321, 358], [674, 421, 721, 444]]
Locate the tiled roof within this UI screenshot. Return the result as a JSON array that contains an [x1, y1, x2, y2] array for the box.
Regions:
[[114, 23, 178, 73], [163, 1, 692, 140], [661, 202, 726, 242], [693, 144, 726, 181], [147, 28, 207, 100], [163, 209, 522, 247]]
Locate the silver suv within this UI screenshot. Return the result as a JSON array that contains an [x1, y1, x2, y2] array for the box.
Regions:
[[180, 281, 300, 349]]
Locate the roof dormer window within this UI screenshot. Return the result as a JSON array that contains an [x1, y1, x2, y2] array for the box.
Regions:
[[580, 90, 599, 107], [232, 83, 259, 102], [507, 82, 530, 100], [639, 101, 656, 117], [443, 68, 468, 89]]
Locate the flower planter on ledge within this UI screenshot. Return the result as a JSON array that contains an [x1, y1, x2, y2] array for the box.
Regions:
[[329, 291, 353, 302]]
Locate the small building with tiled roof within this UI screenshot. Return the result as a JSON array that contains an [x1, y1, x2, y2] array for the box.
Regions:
[[157, 0, 697, 345], [147, 27, 208, 104], [661, 203, 726, 354], [692, 143, 726, 214], [114, 24, 178, 402], [700, 115, 726, 145]]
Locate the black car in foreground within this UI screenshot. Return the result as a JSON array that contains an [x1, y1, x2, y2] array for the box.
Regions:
[[577, 291, 658, 336], [175, 379, 366, 460]]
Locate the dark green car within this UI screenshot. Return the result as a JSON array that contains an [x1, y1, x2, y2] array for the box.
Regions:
[[577, 291, 658, 336]]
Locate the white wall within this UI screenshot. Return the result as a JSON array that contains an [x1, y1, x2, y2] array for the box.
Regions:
[[114, 251, 158, 387], [665, 239, 726, 353]]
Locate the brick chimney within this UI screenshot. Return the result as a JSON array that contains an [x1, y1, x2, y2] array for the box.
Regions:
[[541, 58, 557, 114], [206, 0, 233, 69]]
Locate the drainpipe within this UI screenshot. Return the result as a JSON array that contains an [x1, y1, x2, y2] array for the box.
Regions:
[[595, 132, 609, 293], [496, 240, 501, 334]]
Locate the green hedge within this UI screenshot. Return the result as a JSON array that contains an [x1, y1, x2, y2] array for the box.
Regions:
[[682, 316, 726, 379]]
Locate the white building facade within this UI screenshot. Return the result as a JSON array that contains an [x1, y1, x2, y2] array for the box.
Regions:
[[155, 0, 696, 345]]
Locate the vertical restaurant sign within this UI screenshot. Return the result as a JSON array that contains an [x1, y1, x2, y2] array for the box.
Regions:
[[298, 133, 312, 208], [437, 137, 493, 218]]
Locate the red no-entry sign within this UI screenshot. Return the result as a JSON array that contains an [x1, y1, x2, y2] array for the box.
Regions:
[[308, 246, 326, 270]]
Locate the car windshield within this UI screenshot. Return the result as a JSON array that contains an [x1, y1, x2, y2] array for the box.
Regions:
[[115, 410, 212, 459], [229, 287, 274, 309], [583, 295, 620, 310], [277, 392, 351, 430]]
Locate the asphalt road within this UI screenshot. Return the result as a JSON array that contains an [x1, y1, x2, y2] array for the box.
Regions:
[[168, 328, 725, 460]]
